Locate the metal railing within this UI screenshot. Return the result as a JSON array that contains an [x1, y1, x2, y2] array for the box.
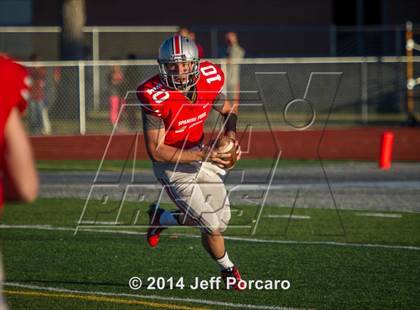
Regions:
[[0, 26, 179, 111]]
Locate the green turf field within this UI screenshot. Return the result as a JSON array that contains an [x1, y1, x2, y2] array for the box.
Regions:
[[1, 198, 419, 309]]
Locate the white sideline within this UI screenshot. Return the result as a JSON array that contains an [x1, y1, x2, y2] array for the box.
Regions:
[[1, 224, 420, 251], [4, 282, 304, 310]]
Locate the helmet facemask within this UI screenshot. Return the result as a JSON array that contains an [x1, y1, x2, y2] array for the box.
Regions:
[[158, 58, 200, 91]]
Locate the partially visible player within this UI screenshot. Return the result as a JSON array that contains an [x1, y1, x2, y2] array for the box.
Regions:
[[137, 35, 242, 288], [0, 54, 39, 307]]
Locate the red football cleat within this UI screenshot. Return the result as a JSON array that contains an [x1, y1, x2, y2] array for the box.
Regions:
[[146, 204, 167, 247], [221, 266, 243, 290]]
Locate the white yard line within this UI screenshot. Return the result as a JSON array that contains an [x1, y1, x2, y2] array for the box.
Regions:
[[77, 221, 125, 225], [355, 213, 402, 218], [264, 215, 311, 219], [4, 282, 304, 310], [222, 236, 420, 251], [1, 224, 419, 251]]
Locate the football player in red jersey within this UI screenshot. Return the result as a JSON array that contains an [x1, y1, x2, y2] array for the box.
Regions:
[[0, 54, 39, 307], [137, 35, 242, 288]]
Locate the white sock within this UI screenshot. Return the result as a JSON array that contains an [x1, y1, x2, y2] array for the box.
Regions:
[[216, 251, 234, 271], [159, 211, 178, 226]]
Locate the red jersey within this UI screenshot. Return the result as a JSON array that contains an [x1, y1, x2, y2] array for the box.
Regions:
[[0, 55, 30, 208], [137, 61, 224, 149]]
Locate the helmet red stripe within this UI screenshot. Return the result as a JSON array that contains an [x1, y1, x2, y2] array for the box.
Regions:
[[173, 35, 181, 55]]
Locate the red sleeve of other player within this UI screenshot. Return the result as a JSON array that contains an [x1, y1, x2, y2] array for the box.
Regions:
[[0, 55, 30, 117], [0, 55, 31, 208]]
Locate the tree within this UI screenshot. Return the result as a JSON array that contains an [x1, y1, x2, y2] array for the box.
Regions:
[[60, 0, 86, 60], [55, 0, 86, 120]]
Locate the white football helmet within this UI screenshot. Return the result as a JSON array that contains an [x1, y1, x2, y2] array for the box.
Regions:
[[158, 35, 200, 90]]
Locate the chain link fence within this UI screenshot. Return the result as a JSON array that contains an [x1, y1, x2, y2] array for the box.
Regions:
[[0, 26, 178, 61], [20, 57, 420, 136]]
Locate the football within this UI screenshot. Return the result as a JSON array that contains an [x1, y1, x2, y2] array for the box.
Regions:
[[212, 136, 237, 169]]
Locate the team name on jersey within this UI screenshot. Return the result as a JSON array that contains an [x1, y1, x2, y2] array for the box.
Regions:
[[178, 111, 207, 127]]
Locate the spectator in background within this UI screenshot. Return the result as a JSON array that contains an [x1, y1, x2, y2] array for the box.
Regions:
[[108, 62, 125, 127], [28, 54, 51, 135], [178, 26, 190, 38], [189, 31, 205, 58], [225, 32, 245, 106], [0, 54, 39, 309], [178, 27, 205, 58]]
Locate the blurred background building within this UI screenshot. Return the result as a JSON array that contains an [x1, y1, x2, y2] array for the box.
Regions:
[[0, 0, 419, 60], [0, 0, 419, 135]]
